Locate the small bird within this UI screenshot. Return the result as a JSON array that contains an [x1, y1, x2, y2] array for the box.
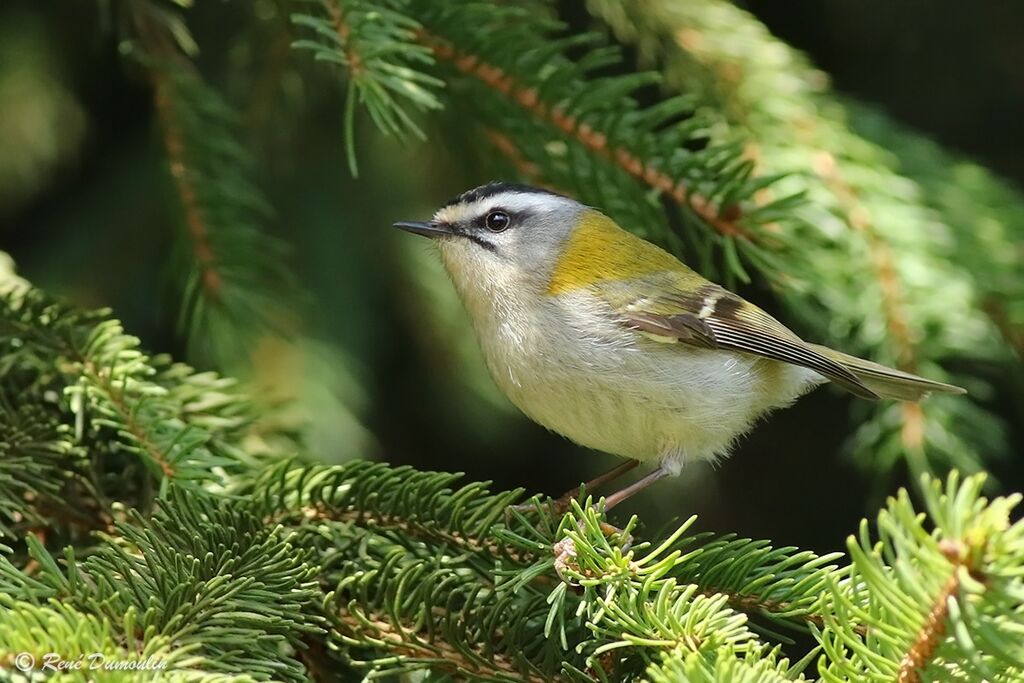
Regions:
[[395, 182, 965, 510]]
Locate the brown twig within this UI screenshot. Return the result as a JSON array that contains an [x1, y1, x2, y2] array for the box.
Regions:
[[897, 539, 974, 683], [897, 573, 958, 683], [337, 608, 556, 682], [84, 362, 176, 479], [322, 0, 363, 76], [130, 4, 223, 299], [152, 74, 222, 298], [272, 504, 538, 565], [420, 31, 748, 239]]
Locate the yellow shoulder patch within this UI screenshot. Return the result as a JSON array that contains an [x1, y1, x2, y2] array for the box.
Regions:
[[546, 211, 685, 295]]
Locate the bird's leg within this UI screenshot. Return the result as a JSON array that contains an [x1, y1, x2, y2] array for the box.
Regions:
[[552, 459, 639, 511], [508, 459, 639, 518], [553, 464, 669, 582], [602, 465, 671, 511]]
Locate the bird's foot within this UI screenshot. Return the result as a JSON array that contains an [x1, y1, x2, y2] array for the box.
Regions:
[[552, 536, 577, 584], [551, 516, 634, 584], [595, 519, 634, 552]]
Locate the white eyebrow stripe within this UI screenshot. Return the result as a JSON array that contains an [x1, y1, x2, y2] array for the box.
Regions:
[[433, 191, 568, 223]]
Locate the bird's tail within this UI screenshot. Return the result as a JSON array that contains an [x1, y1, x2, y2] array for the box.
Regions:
[[808, 344, 966, 401]]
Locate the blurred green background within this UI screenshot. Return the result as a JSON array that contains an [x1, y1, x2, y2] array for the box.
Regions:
[[2, 0, 1022, 555]]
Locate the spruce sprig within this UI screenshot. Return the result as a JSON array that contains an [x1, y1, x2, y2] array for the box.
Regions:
[[290, 0, 444, 174], [0, 286, 262, 514], [818, 473, 1024, 682]]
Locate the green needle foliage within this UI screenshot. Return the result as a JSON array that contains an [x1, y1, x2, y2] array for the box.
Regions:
[[2, 283, 1023, 680], [0, 283, 280, 539], [151, 60, 298, 369], [818, 474, 1024, 682], [112, 0, 300, 371], [3, 0, 1024, 680], [2, 281, 1023, 680], [290, 0, 444, 174]]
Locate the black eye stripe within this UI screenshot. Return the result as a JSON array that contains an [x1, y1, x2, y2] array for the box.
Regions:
[[475, 208, 530, 230], [466, 233, 498, 252]]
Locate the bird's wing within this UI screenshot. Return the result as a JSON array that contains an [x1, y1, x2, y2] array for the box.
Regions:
[[601, 274, 880, 400]]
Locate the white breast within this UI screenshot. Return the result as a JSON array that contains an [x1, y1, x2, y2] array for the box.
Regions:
[[471, 289, 822, 468]]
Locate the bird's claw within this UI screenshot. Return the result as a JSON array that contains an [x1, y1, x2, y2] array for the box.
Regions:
[[552, 536, 578, 584], [597, 520, 633, 552], [551, 518, 634, 585]]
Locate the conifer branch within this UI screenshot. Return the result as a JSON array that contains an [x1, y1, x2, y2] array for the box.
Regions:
[[0, 286, 263, 510], [290, 0, 444, 173], [81, 362, 176, 479], [250, 461, 858, 677], [675, 534, 846, 632], [418, 29, 748, 240], [0, 406, 78, 538], [842, 103, 1024, 365], [485, 129, 549, 190], [3, 408, 1023, 681], [336, 608, 554, 682], [818, 473, 1024, 681], [152, 71, 222, 299], [126, 2, 299, 369], [255, 461, 540, 563], [321, 0, 362, 77], [897, 569, 960, 683]]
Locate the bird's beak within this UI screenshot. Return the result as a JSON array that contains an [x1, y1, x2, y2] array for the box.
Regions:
[[392, 220, 453, 239]]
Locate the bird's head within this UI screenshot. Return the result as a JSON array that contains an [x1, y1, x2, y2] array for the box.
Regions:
[[394, 182, 586, 302]]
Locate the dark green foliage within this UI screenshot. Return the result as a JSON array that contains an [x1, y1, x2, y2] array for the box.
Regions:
[[290, 0, 444, 173], [152, 61, 299, 370], [3, 384, 1023, 680], [0, 286, 268, 538], [2, 0, 1023, 680], [112, 0, 301, 371], [3, 489, 325, 681], [0, 404, 80, 539]]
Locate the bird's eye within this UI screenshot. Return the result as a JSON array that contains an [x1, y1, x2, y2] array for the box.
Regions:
[[484, 210, 511, 232]]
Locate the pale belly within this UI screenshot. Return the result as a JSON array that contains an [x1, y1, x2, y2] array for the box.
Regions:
[[477, 299, 822, 467]]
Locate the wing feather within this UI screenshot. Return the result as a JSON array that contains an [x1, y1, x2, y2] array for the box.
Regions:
[[616, 280, 880, 400]]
